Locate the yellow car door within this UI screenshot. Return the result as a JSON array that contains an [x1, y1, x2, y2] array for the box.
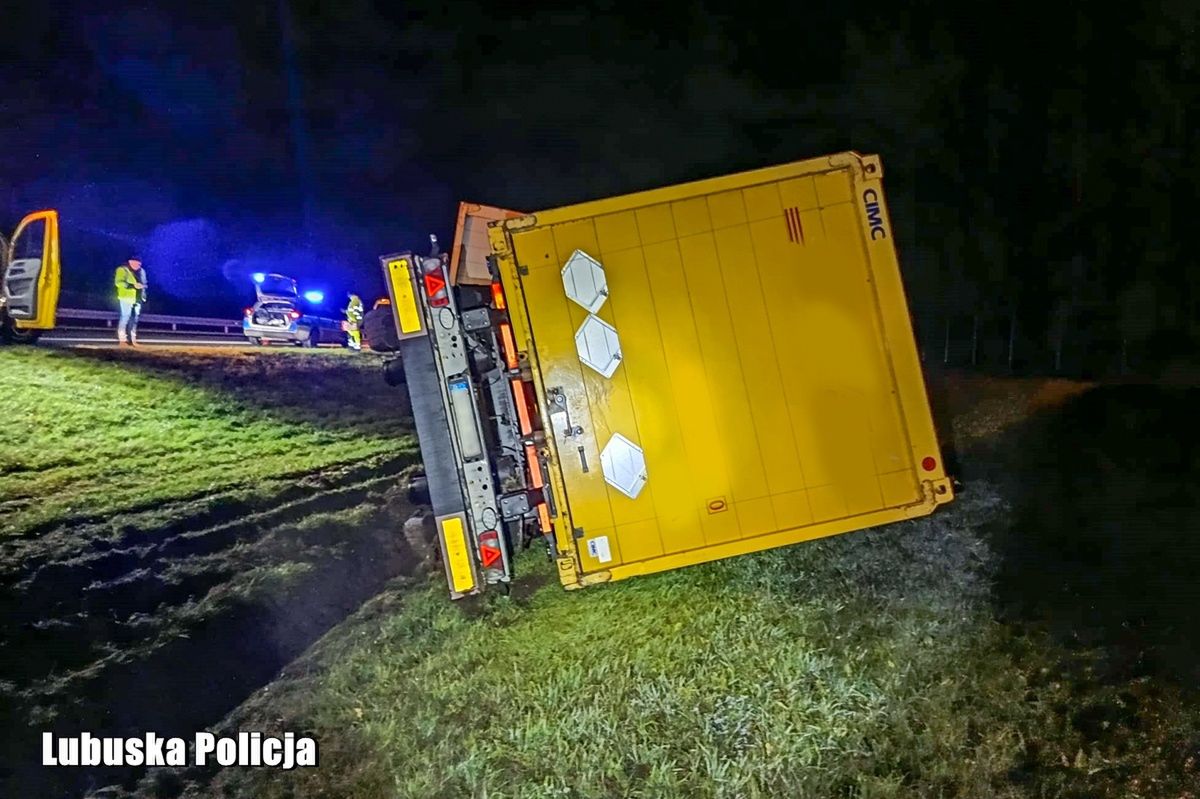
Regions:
[[3, 210, 61, 332]]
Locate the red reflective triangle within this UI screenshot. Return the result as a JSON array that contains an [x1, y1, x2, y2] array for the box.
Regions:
[[423, 272, 447, 298], [480, 544, 502, 568]]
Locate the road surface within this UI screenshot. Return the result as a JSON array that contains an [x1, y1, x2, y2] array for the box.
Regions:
[[42, 329, 251, 348]]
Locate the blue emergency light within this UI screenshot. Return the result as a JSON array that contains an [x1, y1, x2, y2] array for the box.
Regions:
[[252, 272, 266, 284], [303, 290, 324, 303]]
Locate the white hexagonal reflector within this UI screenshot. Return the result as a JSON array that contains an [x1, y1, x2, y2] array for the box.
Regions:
[[600, 433, 647, 499], [575, 314, 622, 378], [562, 249, 609, 313]]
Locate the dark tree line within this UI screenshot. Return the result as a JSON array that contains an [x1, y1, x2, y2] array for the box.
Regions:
[[819, 3, 1199, 376], [358, 0, 1198, 380], [2, 0, 1196, 374]]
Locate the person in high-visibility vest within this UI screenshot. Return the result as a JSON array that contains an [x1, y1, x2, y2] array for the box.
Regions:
[[345, 292, 364, 350], [113, 257, 148, 346]]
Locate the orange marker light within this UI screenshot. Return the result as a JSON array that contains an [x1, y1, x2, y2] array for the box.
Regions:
[[511, 378, 532, 434], [525, 443, 544, 488], [499, 322, 518, 370], [491, 281, 507, 310]]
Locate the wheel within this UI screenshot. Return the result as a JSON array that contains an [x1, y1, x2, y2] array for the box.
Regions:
[[382, 357, 406, 386], [300, 328, 318, 348], [406, 473, 430, 506], [362, 307, 400, 352], [247, 336, 262, 346], [2, 320, 41, 344]]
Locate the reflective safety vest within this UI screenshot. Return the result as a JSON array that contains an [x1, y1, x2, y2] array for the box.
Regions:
[[115, 265, 143, 302], [346, 294, 364, 322]]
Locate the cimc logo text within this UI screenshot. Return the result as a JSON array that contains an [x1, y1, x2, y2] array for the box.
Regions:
[[862, 189, 887, 240]]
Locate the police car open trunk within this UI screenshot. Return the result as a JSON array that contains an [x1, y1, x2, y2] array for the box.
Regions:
[[383, 155, 953, 598]]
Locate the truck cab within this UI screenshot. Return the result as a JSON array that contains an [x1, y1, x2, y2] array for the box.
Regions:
[[1, 210, 61, 342]]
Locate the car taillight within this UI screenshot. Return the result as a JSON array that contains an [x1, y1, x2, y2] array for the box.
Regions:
[[289, 310, 301, 320], [421, 256, 450, 308], [244, 307, 252, 317]]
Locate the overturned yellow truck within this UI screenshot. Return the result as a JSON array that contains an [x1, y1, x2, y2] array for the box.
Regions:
[[382, 152, 952, 598]]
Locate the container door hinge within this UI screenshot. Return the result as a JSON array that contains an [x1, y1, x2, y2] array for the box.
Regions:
[[556, 555, 581, 588]]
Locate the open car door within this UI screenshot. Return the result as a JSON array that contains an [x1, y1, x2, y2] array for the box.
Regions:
[[3, 210, 61, 334]]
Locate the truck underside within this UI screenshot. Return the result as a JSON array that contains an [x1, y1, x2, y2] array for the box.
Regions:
[[384, 232, 551, 597]]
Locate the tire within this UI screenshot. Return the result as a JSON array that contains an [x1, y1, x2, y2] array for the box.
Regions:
[[300, 327, 318, 348], [406, 473, 430, 506], [382, 357, 406, 386], [1, 320, 41, 344], [363, 307, 400, 352], [247, 336, 262, 346]]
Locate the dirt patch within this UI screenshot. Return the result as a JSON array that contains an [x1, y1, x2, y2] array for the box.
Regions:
[[508, 568, 552, 605], [0, 462, 424, 798], [0, 456, 415, 681], [0, 453, 411, 571]]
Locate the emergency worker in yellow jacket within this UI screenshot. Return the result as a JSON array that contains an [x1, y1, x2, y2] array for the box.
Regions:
[[113, 257, 148, 346], [345, 292, 364, 351]]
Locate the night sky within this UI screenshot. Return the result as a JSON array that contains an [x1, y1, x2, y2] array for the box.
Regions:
[[3, 1, 1198, 366]]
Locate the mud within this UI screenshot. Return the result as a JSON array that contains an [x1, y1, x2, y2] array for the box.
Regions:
[[0, 456, 424, 798], [0, 453, 412, 575]]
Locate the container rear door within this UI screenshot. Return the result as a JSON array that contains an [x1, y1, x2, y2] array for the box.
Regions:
[[449, 203, 523, 286], [504, 153, 949, 580]]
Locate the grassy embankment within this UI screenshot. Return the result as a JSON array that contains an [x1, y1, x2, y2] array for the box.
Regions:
[[155, 374, 1200, 799], [1, 347, 411, 538], [0, 346, 419, 798]]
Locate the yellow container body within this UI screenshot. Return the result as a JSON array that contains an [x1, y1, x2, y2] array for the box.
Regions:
[[488, 152, 952, 589]]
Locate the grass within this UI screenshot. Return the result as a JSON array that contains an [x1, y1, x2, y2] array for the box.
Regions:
[[0, 347, 415, 537], [176, 372, 1200, 799], [202, 494, 1038, 799], [287, 497, 1025, 799], [4, 353, 1192, 798], [0, 345, 421, 797]]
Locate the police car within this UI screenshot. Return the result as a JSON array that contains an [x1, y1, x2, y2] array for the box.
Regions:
[[241, 273, 345, 347]]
